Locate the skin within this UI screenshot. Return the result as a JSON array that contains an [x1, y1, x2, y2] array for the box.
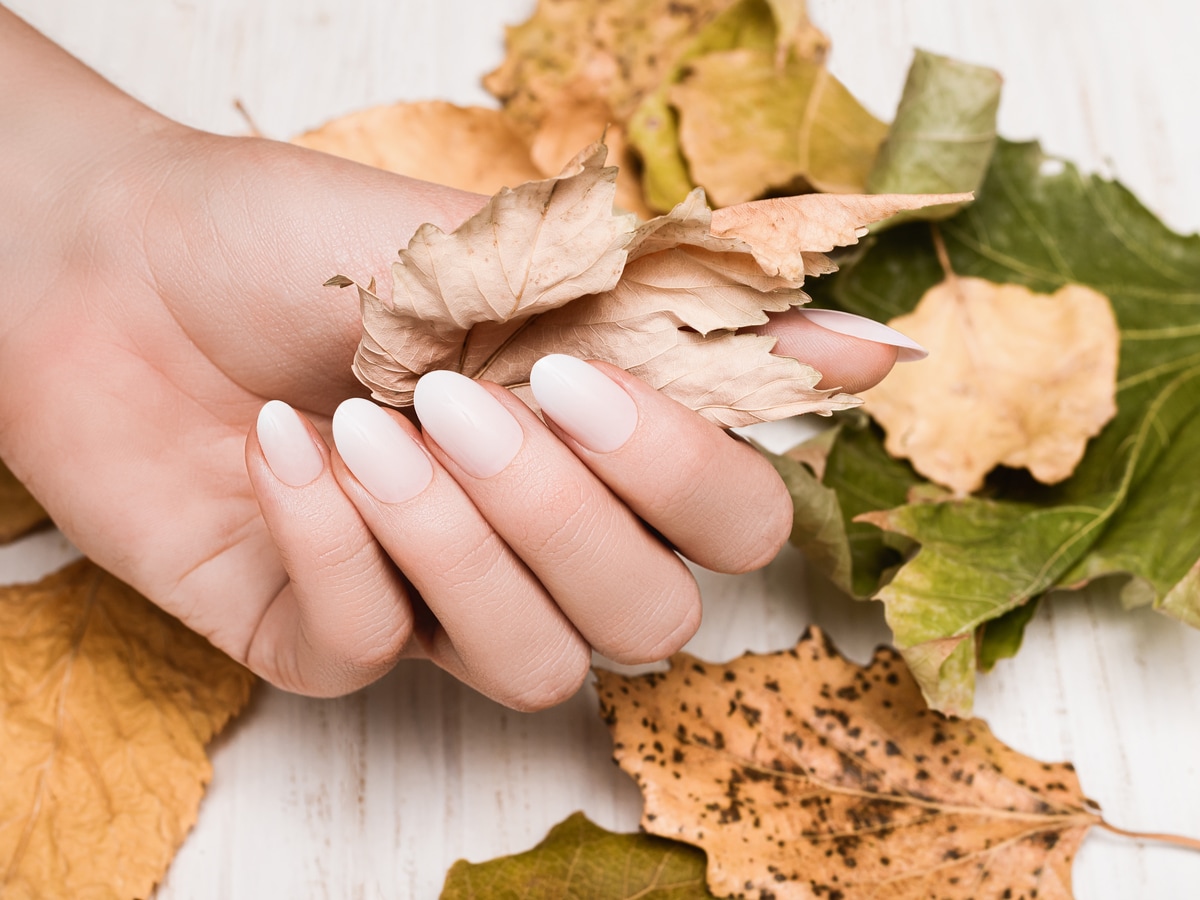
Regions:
[[0, 6, 898, 707]]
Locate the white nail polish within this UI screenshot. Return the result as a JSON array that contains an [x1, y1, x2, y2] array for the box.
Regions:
[[530, 355, 638, 453], [413, 371, 524, 479], [796, 308, 928, 361], [257, 400, 324, 487], [332, 398, 433, 503]]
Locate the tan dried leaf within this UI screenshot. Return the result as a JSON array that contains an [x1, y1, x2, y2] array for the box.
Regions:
[[862, 276, 1120, 495], [351, 143, 961, 427], [596, 628, 1099, 900], [0, 461, 47, 544], [292, 100, 543, 196], [0, 560, 256, 899]]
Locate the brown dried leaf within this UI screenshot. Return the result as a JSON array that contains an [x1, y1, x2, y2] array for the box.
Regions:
[[350, 143, 961, 427], [292, 100, 543, 196], [0, 461, 47, 544], [0, 560, 256, 899], [595, 628, 1099, 900], [862, 275, 1120, 495]]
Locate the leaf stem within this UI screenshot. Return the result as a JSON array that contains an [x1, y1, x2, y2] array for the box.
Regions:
[[931, 224, 955, 280], [1099, 820, 1200, 852]]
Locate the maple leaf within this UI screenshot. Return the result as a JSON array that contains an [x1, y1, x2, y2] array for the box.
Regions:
[[346, 143, 966, 428], [0, 460, 47, 544], [596, 628, 1101, 900], [292, 100, 544, 196], [861, 275, 1120, 495], [866, 49, 1003, 223], [440, 811, 714, 899], [801, 139, 1200, 711], [0, 560, 255, 899]]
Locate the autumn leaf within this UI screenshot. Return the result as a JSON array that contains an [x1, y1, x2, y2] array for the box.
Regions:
[[861, 275, 1120, 495], [0, 460, 47, 544], [0, 559, 255, 899], [628, 0, 886, 210], [440, 812, 714, 899], [292, 100, 544, 196], [345, 142, 965, 428], [866, 49, 1002, 223], [803, 139, 1200, 711], [597, 628, 1103, 900]]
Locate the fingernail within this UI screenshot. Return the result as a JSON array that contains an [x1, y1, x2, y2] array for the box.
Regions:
[[413, 371, 523, 479], [257, 400, 324, 487], [529, 355, 638, 453], [796, 308, 928, 361], [332, 398, 433, 503]]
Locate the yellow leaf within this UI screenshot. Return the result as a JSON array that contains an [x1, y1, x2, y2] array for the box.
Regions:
[[292, 100, 544, 196], [0, 461, 46, 544], [862, 276, 1120, 495], [0, 560, 255, 899], [596, 628, 1100, 900]]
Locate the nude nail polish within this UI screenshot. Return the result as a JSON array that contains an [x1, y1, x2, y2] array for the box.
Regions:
[[795, 308, 928, 361], [332, 398, 433, 503], [256, 400, 324, 487], [529, 355, 638, 453], [412, 371, 524, 479]]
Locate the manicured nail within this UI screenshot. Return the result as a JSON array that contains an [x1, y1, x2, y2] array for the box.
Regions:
[[257, 400, 324, 487], [332, 398, 433, 503], [796, 308, 928, 361], [413, 371, 524, 479], [529, 355, 638, 453]]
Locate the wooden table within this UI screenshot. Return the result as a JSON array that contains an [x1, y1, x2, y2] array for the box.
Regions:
[[4, 0, 1199, 896]]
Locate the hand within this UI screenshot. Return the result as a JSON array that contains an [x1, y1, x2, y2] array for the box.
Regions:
[[0, 7, 903, 704]]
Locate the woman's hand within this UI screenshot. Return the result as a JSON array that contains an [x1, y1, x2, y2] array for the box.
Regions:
[[0, 5, 906, 704]]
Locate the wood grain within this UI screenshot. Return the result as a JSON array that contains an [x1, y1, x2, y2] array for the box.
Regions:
[[2, 1, 1198, 898]]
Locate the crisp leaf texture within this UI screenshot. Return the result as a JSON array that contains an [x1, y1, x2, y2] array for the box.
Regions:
[[0, 461, 47, 544], [293, 101, 544, 196], [596, 628, 1098, 900], [0, 560, 255, 899], [862, 276, 1120, 495], [806, 140, 1200, 710], [351, 142, 963, 428], [867, 49, 1002, 222], [440, 812, 714, 899]]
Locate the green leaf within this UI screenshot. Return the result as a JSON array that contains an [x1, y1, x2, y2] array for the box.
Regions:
[[439, 812, 714, 899], [811, 140, 1200, 711], [977, 598, 1040, 672], [867, 49, 1002, 222]]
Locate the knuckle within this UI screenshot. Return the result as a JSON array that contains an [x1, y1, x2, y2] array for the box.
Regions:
[[708, 470, 793, 574], [601, 574, 702, 665], [500, 638, 592, 712]]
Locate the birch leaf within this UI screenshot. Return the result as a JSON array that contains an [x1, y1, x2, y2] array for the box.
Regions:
[[0, 461, 47, 544], [292, 101, 543, 196], [862, 276, 1120, 496], [596, 628, 1100, 900], [347, 142, 964, 427], [0, 560, 255, 899], [440, 812, 713, 899]]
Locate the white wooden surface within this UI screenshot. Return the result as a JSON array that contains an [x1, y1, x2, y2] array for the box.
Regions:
[[4, 1, 1200, 897]]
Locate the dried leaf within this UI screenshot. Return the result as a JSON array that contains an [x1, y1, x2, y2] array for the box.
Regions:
[[805, 139, 1200, 711], [0, 560, 255, 899], [867, 49, 1002, 223], [349, 143, 962, 427], [862, 276, 1120, 495], [484, 0, 740, 135], [596, 628, 1099, 900], [440, 812, 714, 899], [0, 461, 47, 544], [293, 101, 543, 195]]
